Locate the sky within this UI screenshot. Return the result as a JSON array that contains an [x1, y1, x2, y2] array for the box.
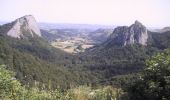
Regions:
[[0, 0, 170, 27]]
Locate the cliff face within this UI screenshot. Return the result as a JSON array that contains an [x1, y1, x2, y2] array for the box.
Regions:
[[1, 15, 41, 38], [108, 21, 148, 46]]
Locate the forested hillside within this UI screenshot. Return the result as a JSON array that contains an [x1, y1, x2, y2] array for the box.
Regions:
[[1, 15, 170, 100]]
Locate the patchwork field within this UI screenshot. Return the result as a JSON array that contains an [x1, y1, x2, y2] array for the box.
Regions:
[[51, 37, 94, 53]]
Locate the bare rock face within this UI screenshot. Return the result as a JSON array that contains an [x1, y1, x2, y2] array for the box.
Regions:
[[5, 15, 41, 38], [108, 20, 148, 46]]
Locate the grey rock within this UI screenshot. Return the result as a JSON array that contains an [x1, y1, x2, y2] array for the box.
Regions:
[[109, 20, 148, 46], [1, 15, 41, 38]]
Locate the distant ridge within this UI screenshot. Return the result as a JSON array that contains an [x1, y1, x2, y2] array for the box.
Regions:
[[39, 23, 115, 30]]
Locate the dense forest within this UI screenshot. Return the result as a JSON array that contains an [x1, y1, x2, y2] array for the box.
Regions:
[[1, 28, 170, 87], [1, 49, 170, 100]]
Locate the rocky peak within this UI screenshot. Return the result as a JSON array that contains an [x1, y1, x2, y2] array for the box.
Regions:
[[2, 15, 41, 38], [134, 20, 142, 26], [107, 21, 148, 46]]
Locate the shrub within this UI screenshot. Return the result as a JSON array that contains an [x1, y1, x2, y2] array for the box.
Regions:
[[0, 64, 125, 100], [0, 65, 22, 99], [128, 50, 170, 100]]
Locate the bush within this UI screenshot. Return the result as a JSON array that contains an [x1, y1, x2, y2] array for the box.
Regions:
[[128, 50, 170, 100], [0, 64, 125, 100], [0, 64, 65, 100], [0, 65, 22, 99], [66, 86, 124, 100]]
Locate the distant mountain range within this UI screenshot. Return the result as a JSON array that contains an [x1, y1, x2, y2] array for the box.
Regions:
[[151, 27, 170, 33], [0, 21, 8, 25], [39, 23, 115, 30]]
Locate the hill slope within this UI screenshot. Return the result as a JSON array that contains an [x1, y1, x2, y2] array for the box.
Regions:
[[1, 15, 170, 89], [0, 15, 96, 89]]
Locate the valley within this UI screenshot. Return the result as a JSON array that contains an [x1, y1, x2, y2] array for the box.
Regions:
[[1, 0, 170, 99], [41, 27, 113, 53], [0, 15, 170, 100]]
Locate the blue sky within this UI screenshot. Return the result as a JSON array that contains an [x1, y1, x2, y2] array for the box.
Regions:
[[0, 0, 170, 27]]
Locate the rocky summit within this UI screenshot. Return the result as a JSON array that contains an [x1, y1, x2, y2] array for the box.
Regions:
[[0, 15, 41, 38], [106, 20, 148, 46]]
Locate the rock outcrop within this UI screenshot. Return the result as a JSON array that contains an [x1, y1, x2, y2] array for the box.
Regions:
[[107, 20, 148, 46], [0, 15, 41, 38]]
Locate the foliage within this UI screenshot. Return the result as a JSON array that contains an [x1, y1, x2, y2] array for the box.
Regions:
[[0, 32, 157, 89], [0, 34, 95, 89], [128, 50, 170, 100], [0, 65, 22, 99], [66, 86, 125, 100], [149, 31, 170, 49], [0, 65, 126, 100]]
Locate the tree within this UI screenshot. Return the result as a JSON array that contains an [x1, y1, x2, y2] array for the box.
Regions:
[[0, 65, 22, 99], [128, 50, 170, 100]]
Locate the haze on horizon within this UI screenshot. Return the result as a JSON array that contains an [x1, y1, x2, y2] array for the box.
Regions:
[[0, 0, 170, 27]]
